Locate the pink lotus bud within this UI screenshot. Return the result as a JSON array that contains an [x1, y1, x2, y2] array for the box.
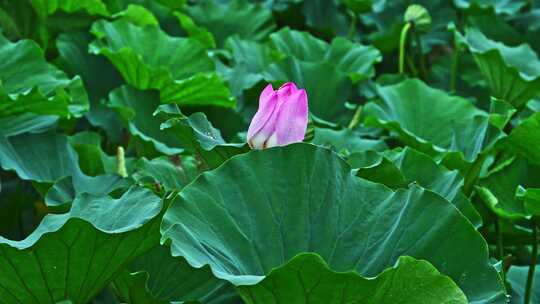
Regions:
[[247, 82, 308, 149]]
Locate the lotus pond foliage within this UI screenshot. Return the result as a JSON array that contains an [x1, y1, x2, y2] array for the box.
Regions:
[[0, 0, 539, 303]]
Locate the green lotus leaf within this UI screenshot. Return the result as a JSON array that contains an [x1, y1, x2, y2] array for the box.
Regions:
[[312, 127, 388, 153], [68, 132, 118, 176], [268, 28, 381, 83], [348, 147, 482, 227], [29, 0, 109, 18], [186, 0, 276, 47], [109, 85, 247, 167], [132, 156, 199, 192], [507, 265, 540, 304], [112, 4, 159, 27], [264, 58, 353, 121], [300, 0, 348, 36], [262, 28, 380, 121], [115, 245, 238, 303], [218, 36, 284, 96], [161, 143, 506, 303], [0, 187, 162, 303], [516, 187, 540, 216], [157, 105, 249, 169], [89, 19, 235, 108], [478, 157, 540, 219], [453, 0, 527, 15], [0, 32, 89, 118], [113, 271, 165, 304], [238, 253, 467, 304], [503, 112, 540, 165], [0, 114, 58, 137], [363, 79, 501, 162], [175, 12, 216, 49], [0, 131, 128, 206], [461, 28, 540, 109], [56, 31, 124, 142], [108, 86, 185, 156]]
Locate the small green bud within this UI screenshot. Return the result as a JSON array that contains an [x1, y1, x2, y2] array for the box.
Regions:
[[404, 4, 431, 33]]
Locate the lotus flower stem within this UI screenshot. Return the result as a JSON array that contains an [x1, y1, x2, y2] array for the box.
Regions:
[[399, 22, 412, 75], [524, 222, 538, 304]]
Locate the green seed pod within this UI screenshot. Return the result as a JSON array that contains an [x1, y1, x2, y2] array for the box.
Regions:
[[404, 4, 432, 33]]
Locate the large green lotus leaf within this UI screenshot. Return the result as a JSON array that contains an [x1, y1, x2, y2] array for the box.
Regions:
[[461, 28, 540, 109], [502, 112, 540, 165], [89, 19, 235, 108], [507, 265, 540, 304], [0, 131, 128, 206], [161, 144, 506, 303], [115, 245, 239, 303], [0, 32, 88, 118], [238, 253, 467, 304], [478, 157, 540, 219], [363, 79, 501, 162], [312, 127, 388, 153], [348, 147, 482, 227], [29, 0, 109, 18], [186, 0, 276, 47], [0, 187, 162, 303], [453, 0, 527, 15]]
